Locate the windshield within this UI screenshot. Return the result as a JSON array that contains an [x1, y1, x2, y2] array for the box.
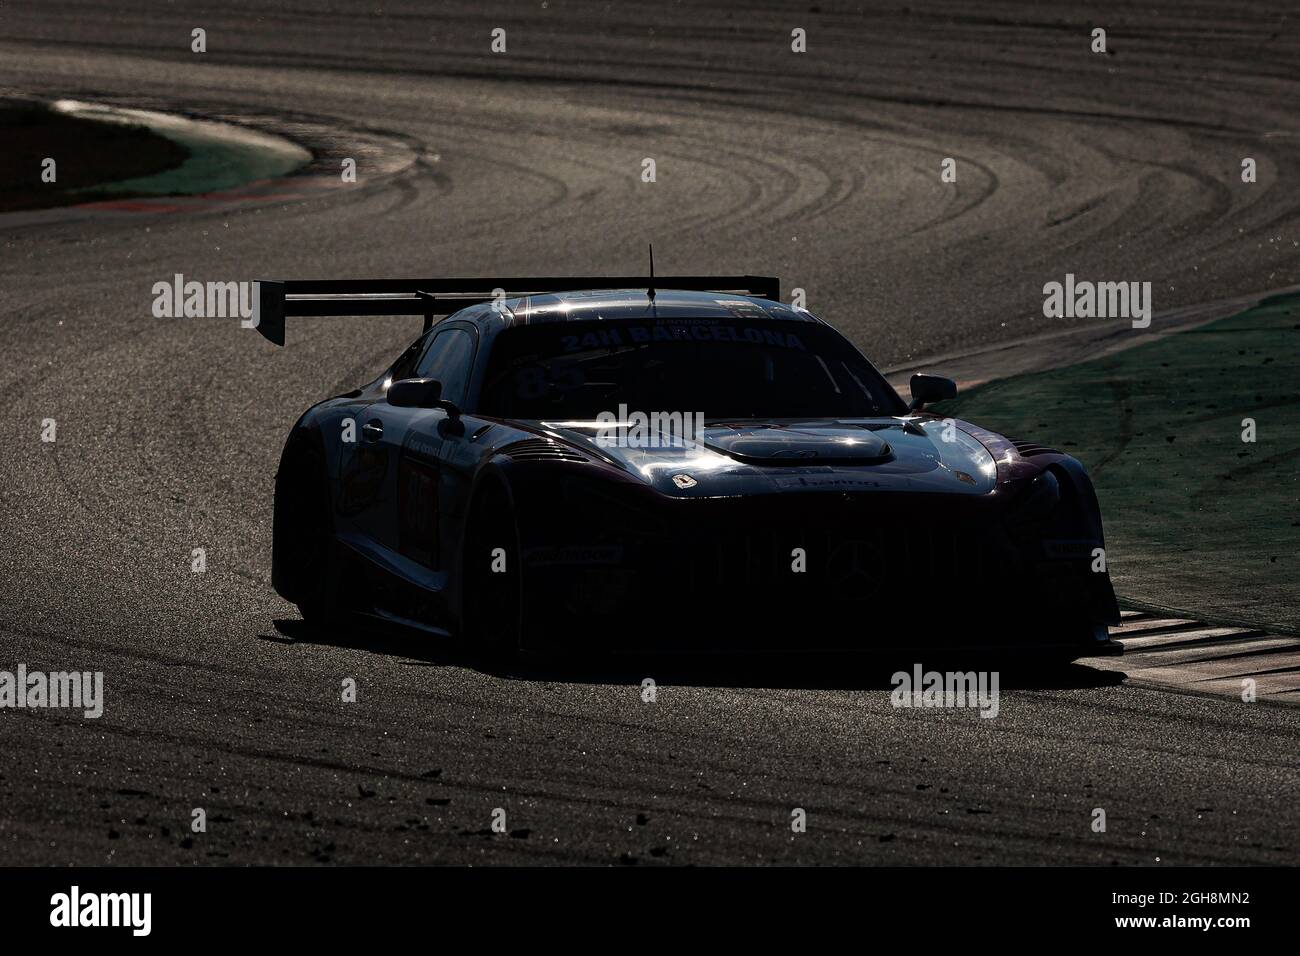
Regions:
[[478, 319, 906, 420]]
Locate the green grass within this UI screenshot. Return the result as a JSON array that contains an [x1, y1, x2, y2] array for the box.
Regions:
[[0, 103, 190, 212], [1, 101, 308, 211], [936, 294, 1300, 632]]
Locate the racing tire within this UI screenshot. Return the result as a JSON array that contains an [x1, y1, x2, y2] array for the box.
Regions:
[[462, 485, 523, 669], [282, 445, 344, 629]]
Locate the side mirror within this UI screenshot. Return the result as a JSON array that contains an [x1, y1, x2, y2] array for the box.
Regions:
[[387, 377, 443, 408], [909, 373, 957, 410], [386, 377, 464, 427]]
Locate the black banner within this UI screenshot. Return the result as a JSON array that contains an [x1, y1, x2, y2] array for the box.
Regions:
[[0, 866, 1284, 942]]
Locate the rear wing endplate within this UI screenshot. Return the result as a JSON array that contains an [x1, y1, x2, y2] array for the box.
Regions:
[[253, 275, 780, 345]]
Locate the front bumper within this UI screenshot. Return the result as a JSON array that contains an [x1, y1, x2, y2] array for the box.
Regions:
[[513, 485, 1121, 654]]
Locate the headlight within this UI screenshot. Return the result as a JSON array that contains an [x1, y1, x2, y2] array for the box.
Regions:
[[1011, 470, 1061, 523], [562, 476, 664, 536]]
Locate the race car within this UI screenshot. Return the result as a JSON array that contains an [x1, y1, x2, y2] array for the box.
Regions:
[[259, 275, 1122, 662]]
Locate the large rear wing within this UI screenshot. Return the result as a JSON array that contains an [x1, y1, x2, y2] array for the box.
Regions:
[[254, 275, 781, 345]]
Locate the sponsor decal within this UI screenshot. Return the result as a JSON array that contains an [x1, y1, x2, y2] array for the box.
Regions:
[[398, 457, 439, 567], [525, 544, 624, 567], [560, 324, 805, 352], [1042, 538, 1101, 560]]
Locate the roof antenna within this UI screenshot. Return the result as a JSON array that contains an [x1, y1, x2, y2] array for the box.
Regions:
[[646, 243, 656, 303]]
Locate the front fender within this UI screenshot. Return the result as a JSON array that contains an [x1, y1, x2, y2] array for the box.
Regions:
[[1038, 455, 1121, 625]]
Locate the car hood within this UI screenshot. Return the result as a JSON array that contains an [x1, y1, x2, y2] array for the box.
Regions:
[[532, 417, 1000, 497]]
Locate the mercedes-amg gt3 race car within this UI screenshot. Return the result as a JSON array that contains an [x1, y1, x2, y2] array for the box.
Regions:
[[260, 275, 1122, 662]]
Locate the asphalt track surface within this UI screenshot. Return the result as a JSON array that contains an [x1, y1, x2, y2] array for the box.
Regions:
[[1, 1, 1297, 865]]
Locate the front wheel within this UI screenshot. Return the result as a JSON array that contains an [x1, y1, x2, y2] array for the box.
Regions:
[[462, 487, 523, 668], [1038, 621, 1118, 663], [279, 445, 344, 628]]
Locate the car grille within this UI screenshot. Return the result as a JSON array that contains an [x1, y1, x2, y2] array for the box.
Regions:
[[692, 522, 1000, 600], [664, 494, 1017, 605]]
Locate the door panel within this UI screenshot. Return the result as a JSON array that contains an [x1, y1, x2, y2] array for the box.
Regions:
[[334, 399, 389, 535], [342, 325, 479, 625], [435, 413, 503, 581], [367, 325, 477, 563]]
